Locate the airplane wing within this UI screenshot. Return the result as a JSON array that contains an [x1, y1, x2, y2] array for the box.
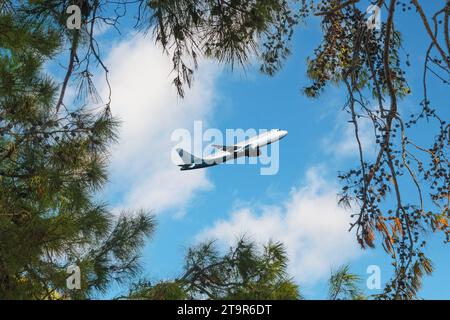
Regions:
[[212, 145, 241, 153]]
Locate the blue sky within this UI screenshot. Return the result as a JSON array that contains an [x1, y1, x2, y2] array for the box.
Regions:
[[60, 2, 450, 299]]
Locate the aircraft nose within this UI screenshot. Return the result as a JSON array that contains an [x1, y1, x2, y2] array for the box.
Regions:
[[280, 130, 288, 138]]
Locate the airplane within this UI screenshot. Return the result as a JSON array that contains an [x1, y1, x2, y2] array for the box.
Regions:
[[177, 129, 288, 171]]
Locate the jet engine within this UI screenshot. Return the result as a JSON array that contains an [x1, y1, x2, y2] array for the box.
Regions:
[[244, 146, 261, 157]]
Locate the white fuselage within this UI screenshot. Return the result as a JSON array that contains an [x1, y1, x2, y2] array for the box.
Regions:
[[178, 129, 288, 170], [202, 129, 288, 165]]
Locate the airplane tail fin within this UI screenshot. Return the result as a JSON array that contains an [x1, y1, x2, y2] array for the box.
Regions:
[[177, 148, 202, 165]]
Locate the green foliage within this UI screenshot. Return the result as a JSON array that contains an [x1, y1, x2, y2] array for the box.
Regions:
[[0, 6, 155, 299], [146, 0, 300, 96], [125, 238, 302, 300], [328, 265, 365, 300], [125, 280, 188, 300], [181, 239, 301, 300], [303, 11, 409, 99]]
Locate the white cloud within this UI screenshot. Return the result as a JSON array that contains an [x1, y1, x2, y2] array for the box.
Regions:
[[197, 167, 362, 285], [100, 34, 219, 214], [322, 114, 376, 159], [96, 33, 363, 286]]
